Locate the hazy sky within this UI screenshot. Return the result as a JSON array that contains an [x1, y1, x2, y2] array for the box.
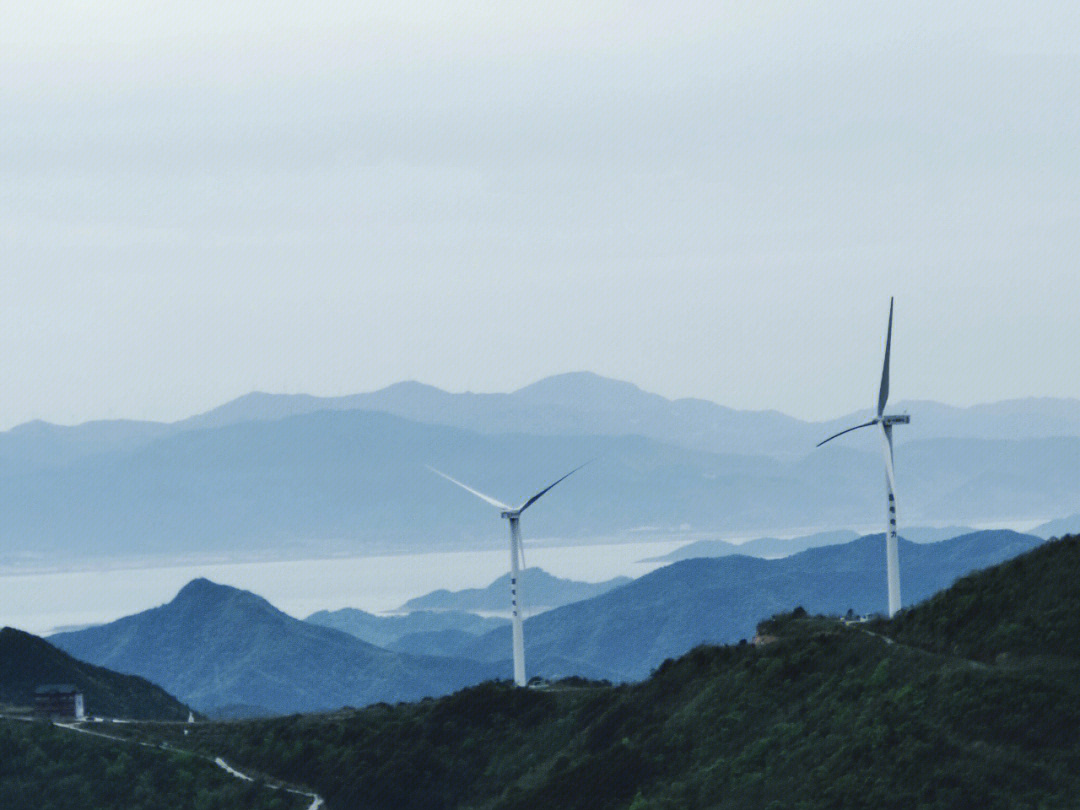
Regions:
[[3, 2, 1079, 428]]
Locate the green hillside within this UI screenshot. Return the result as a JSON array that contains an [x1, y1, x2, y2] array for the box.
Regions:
[[125, 535, 1080, 809], [0, 719, 304, 810], [0, 627, 190, 720], [880, 533, 1080, 662]]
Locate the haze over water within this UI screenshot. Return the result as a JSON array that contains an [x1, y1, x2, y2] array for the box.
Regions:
[[0, 538, 687, 636]]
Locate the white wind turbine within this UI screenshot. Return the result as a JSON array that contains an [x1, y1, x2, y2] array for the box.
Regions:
[[817, 297, 910, 617], [427, 461, 590, 686]]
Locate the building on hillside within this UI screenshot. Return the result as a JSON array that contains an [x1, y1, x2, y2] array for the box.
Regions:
[[34, 684, 86, 719]]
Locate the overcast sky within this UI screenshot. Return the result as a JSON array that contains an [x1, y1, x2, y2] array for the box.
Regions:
[[3, 2, 1079, 429]]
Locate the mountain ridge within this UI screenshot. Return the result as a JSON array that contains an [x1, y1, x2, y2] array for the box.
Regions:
[[454, 530, 1044, 680], [2, 405, 1079, 563], [8, 371, 1080, 469], [0, 627, 190, 720], [49, 578, 500, 715], [399, 568, 632, 613]]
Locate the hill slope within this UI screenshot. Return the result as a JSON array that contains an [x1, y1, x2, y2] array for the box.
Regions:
[[0, 627, 190, 720], [140, 535, 1080, 810], [460, 530, 1042, 680], [49, 579, 498, 715], [305, 608, 506, 648], [882, 533, 1080, 661], [399, 568, 631, 612]]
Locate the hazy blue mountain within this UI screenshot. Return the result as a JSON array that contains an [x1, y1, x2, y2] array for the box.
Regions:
[[180, 374, 1080, 455], [459, 530, 1043, 681], [645, 526, 977, 563], [0, 419, 173, 470], [642, 530, 860, 562], [387, 629, 483, 658], [0, 627, 190, 720], [7, 373, 1080, 476], [1031, 513, 1080, 539], [305, 608, 506, 647], [896, 525, 978, 543], [49, 579, 499, 715], [1, 406, 1078, 563], [177, 373, 813, 459], [640, 538, 742, 562], [399, 568, 632, 612], [0, 410, 802, 560]]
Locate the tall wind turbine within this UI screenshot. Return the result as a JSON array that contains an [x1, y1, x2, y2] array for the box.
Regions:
[[427, 462, 589, 686], [817, 297, 910, 617]]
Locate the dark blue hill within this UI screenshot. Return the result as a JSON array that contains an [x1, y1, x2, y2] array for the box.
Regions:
[[461, 530, 1042, 680], [50, 579, 499, 715], [0, 627, 189, 720]]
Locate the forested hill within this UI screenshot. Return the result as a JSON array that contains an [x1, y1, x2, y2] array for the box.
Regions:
[[880, 532, 1080, 662], [0, 718, 307, 810], [133, 535, 1080, 810], [0, 627, 190, 720]]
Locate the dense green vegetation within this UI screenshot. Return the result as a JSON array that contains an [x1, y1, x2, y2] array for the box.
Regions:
[[880, 533, 1080, 662], [0, 627, 190, 720], [156, 629, 1080, 809], [0, 719, 304, 810], [125, 537, 1080, 809]]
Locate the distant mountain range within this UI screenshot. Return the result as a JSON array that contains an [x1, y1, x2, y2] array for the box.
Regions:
[[641, 530, 860, 562], [9, 372, 1080, 466], [452, 530, 1044, 681], [0, 627, 190, 720], [49, 579, 500, 715], [644, 525, 978, 562], [1031, 512, 1080, 539], [398, 568, 631, 613], [1, 372, 1078, 564]]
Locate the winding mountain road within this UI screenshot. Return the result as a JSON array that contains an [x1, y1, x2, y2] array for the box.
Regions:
[[42, 717, 325, 809]]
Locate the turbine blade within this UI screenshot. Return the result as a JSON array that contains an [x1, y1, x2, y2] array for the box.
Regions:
[[517, 460, 592, 512], [816, 421, 878, 448], [426, 466, 511, 510], [880, 423, 897, 497], [877, 297, 894, 417]]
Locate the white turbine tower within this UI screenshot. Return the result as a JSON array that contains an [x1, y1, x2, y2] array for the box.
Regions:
[[427, 462, 589, 686], [817, 297, 910, 617]]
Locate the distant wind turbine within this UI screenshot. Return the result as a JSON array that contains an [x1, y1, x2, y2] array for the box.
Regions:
[[427, 461, 590, 686], [817, 297, 910, 617]]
